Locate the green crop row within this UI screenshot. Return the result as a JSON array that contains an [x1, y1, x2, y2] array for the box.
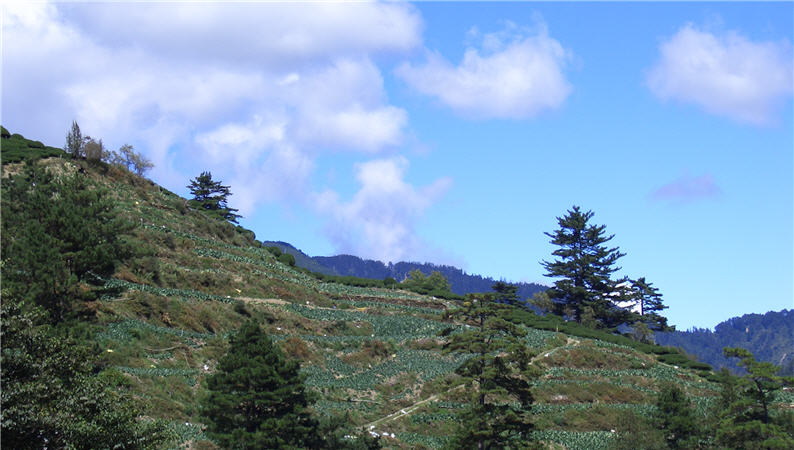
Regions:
[[304, 350, 469, 391], [531, 430, 615, 450], [103, 278, 236, 304], [286, 304, 453, 339], [395, 432, 451, 448]]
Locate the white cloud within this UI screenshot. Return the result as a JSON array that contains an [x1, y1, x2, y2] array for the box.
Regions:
[[56, 2, 422, 69], [315, 157, 452, 263], [397, 21, 572, 119], [2, 1, 419, 203], [647, 24, 793, 125]]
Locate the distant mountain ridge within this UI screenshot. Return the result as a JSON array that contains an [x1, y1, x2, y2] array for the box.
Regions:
[[655, 309, 794, 375], [262, 241, 547, 300]]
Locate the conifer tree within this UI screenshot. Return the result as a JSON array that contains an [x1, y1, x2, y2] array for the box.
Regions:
[[0, 298, 172, 449], [1, 161, 129, 321], [492, 281, 520, 306], [631, 277, 672, 331], [715, 348, 794, 448], [441, 294, 540, 449], [654, 383, 699, 449], [187, 171, 241, 224], [201, 321, 320, 449], [65, 120, 84, 158], [542, 206, 625, 327]]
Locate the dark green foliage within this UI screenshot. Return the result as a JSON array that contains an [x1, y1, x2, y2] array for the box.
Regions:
[[278, 252, 296, 267], [1, 161, 130, 320], [713, 348, 794, 449], [630, 277, 672, 331], [442, 294, 540, 449], [401, 269, 462, 299], [187, 171, 242, 224], [542, 206, 626, 328], [65, 120, 84, 158], [0, 299, 173, 449], [492, 280, 520, 306], [654, 383, 699, 448], [201, 321, 321, 449], [0, 127, 66, 163]]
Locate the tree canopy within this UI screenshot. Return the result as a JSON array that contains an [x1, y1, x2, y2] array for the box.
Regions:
[[541, 206, 625, 327], [187, 171, 241, 224], [201, 320, 320, 449], [441, 294, 540, 449], [1, 160, 130, 321]]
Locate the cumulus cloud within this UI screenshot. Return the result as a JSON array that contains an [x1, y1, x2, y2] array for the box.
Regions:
[[650, 174, 722, 203], [315, 157, 452, 263], [647, 24, 793, 125], [2, 0, 420, 216], [396, 21, 572, 119]]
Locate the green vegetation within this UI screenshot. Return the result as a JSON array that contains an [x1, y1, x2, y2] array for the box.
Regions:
[[542, 206, 628, 327], [187, 171, 242, 224], [0, 299, 173, 449], [2, 128, 791, 449], [1, 126, 66, 162], [201, 320, 322, 449], [442, 294, 540, 449], [2, 159, 130, 321]]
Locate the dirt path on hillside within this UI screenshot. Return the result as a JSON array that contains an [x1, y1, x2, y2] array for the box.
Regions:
[[364, 384, 467, 430]]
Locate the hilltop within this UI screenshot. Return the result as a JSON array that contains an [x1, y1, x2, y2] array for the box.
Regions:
[[3, 128, 792, 449]]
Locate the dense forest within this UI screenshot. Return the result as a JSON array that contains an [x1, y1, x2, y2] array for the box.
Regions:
[[656, 309, 794, 375]]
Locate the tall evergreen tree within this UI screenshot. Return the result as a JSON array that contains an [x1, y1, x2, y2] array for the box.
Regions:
[[541, 206, 625, 327], [492, 281, 520, 306], [441, 293, 540, 449], [65, 120, 84, 158], [201, 321, 320, 449], [187, 171, 241, 224]]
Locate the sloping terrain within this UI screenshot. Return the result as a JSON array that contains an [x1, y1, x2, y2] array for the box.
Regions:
[[3, 150, 753, 449]]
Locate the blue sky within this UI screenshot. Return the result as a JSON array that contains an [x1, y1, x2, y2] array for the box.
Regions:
[[3, 1, 792, 330]]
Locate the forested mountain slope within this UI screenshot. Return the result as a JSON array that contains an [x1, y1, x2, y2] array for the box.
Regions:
[[656, 309, 794, 376]]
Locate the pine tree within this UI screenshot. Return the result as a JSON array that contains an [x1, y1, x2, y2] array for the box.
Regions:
[[187, 171, 241, 224], [0, 298, 172, 449], [1, 161, 129, 321], [654, 383, 699, 449], [541, 206, 625, 327], [631, 277, 673, 331], [201, 321, 320, 449], [492, 281, 520, 306], [441, 294, 540, 449], [714, 348, 794, 448], [65, 120, 84, 158]]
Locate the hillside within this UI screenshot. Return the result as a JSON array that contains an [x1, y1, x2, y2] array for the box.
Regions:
[[656, 309, 794, 376], [263, 241, 547, 300], [3, 133, 792, 449]]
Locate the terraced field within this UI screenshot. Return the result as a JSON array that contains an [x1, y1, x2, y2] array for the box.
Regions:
[[46, 159, 726, 449]]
